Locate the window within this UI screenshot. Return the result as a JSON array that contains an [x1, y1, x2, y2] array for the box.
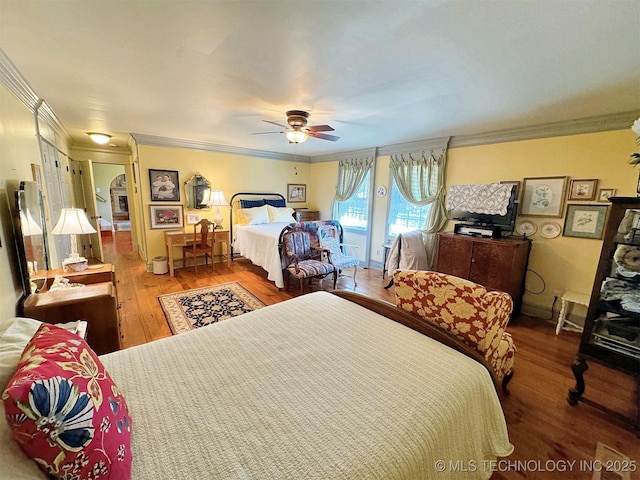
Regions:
[[334, 171, 371, 230], [387, 177, 431, 237]]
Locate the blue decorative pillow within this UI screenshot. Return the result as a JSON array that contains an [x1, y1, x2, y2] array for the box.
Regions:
[[240, 199, 265, 208], [264, 198, 286, 207]]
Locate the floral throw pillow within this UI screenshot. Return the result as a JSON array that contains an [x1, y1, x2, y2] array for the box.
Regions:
[[2, 324, 132, 480]]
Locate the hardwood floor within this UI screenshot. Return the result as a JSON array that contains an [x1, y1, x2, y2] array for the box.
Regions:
[[103, 233, 639, 480]]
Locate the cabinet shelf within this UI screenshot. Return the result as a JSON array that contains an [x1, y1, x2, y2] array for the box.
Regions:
[[568, 197, 640, 435]]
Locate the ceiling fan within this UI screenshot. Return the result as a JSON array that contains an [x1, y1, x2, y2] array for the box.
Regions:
[[252, 110, 340, 143]]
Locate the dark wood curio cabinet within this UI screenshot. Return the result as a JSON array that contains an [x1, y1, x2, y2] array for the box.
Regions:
[[567, 197, 640, 435]]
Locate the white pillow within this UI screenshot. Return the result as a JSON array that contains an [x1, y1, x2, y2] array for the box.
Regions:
[[237, 205, 270, 225], [0, 317, 42, 392], [266, 205, 297, 223]]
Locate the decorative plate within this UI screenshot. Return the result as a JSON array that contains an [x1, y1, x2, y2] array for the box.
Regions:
[[376, 185, 387, 197], [540, 222, 561, 239], [516, 221, 537, 236]]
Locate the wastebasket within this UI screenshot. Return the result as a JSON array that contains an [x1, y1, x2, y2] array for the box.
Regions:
[[153, 256, 169, 275]]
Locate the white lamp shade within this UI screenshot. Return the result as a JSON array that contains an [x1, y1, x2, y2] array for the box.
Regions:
[[200, 189, 212, 206], [51, 208, 97, 235], [206, 190, 229, 207], [20, 209, 43, 236], [285, 130, 309, 143]]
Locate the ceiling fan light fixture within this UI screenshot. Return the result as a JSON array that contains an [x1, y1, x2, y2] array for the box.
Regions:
[[286, 130, 309, 143], [87, 132, 112, 145]]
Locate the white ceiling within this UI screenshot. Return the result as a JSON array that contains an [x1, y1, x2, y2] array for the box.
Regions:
[[1, 0, 639, 156]]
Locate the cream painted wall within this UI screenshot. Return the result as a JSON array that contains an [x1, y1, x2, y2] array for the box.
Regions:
[[445, 129, 637, 317], [0, 85, 43, 319], [310, 129, 637, 319], [137, 145, 313, 261]]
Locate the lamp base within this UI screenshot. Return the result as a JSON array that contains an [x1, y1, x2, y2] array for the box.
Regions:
[[62, 257, 88, 273]]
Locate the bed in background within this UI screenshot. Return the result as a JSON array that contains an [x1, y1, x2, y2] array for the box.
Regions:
[[1, 290, 513, 480], [230, 192, 293, 288]]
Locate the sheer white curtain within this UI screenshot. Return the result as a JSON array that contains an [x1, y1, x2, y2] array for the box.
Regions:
[[389, 146, 448, 269]]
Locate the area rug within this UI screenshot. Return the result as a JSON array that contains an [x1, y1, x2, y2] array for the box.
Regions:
[[159, 282, 266, 334]]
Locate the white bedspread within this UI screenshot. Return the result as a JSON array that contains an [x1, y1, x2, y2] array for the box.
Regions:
[[233, 222, 290, 288], [98, 291, 512, 480]]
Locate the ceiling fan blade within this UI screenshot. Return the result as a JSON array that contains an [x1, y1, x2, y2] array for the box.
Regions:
[[263, 119, 288, 128], [306, 124, 334, 132], [309, 132, 340, 142], [251, 131, 284, 135]]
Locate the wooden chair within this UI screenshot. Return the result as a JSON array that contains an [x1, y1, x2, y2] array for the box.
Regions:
[[281, 230, 336, 293], [182, 219, 215, 274]]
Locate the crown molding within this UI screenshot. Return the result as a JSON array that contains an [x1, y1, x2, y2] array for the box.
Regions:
[[448, 111, 639, 148], [0, 49, 71, 144], [70, 143, 131, 156], [132, 133, 312, 163], [378, 137, 451, 157], [311, 147, 378, 163]]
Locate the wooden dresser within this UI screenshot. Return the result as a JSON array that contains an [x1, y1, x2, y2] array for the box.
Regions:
[[22, 263, 121, 355], [294, 209, 320, 222], [435, 233, 531, 316]]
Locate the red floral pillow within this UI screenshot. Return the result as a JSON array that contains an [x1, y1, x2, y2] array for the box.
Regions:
[[2, 324, 132, 480]]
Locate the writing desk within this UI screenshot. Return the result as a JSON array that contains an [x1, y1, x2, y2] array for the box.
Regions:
[[164, 229, 230, 276]]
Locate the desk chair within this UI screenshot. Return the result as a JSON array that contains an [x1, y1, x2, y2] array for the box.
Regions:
[[182, 219, 215, 274]]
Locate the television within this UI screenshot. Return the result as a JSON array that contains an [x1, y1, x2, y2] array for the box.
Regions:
[[447, 187, 518, 235]]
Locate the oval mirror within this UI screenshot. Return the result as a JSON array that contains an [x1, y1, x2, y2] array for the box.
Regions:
[[185, 174, 210, 210]]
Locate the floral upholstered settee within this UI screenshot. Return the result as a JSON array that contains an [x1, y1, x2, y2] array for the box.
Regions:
[[393, 269, 516, 393]]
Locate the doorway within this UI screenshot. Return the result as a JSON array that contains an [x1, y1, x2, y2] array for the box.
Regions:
[[93, 164, 133, 256]]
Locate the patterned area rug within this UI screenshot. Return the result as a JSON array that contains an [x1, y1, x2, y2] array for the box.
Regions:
[[159, 282, 266, 334]]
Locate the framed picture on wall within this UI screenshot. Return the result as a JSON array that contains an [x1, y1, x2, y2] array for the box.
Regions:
[[598, 188, 616, 202], [287, 184, 306, 203], [149, 169, 180, 202], [563, 204, 608, 239], [150, 205, 184, 229], [568, 178, 598, 201], [520, 176, 568, 217]]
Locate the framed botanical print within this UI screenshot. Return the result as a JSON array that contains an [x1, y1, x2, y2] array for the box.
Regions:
[[520, 176, 568, 217], [149, 169, 180, 202], [568, 179, 598, 201], [597, 188, 616, 202], [563, 204, 608, 239]]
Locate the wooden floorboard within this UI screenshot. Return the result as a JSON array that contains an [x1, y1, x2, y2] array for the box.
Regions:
[[102, 233, 639, 479]]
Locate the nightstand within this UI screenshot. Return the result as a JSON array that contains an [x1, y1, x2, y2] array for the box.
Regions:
[[22, 282, 120, 355], [294, 209, 319, 222]]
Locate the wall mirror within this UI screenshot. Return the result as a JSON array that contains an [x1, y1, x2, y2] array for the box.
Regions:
[[15, 180, 50, 296], [185, 174, 210, 210]]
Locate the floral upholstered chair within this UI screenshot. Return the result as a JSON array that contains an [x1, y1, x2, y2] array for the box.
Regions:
[[318, 225, 360, 287], [282, 230, 336, 293], [393, 269, 516, 394]]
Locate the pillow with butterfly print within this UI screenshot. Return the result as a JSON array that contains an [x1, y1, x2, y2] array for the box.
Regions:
[[2, 323, 132, 480]]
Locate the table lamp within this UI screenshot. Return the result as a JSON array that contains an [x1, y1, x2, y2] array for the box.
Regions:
[[51, 208, 97, 272], [206, 190, 229, 229]]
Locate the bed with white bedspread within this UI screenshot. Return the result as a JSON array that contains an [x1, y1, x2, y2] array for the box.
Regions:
[[1, 291, 513, 480]]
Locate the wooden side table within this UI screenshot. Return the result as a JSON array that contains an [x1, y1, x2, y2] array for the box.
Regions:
[[22, 282, 120, 355]]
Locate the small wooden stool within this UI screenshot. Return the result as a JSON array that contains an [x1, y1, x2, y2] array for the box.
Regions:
[[555, 291, 590, 335]]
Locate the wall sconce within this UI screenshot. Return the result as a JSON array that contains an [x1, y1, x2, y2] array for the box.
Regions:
[[51, 208, 97, 271]]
